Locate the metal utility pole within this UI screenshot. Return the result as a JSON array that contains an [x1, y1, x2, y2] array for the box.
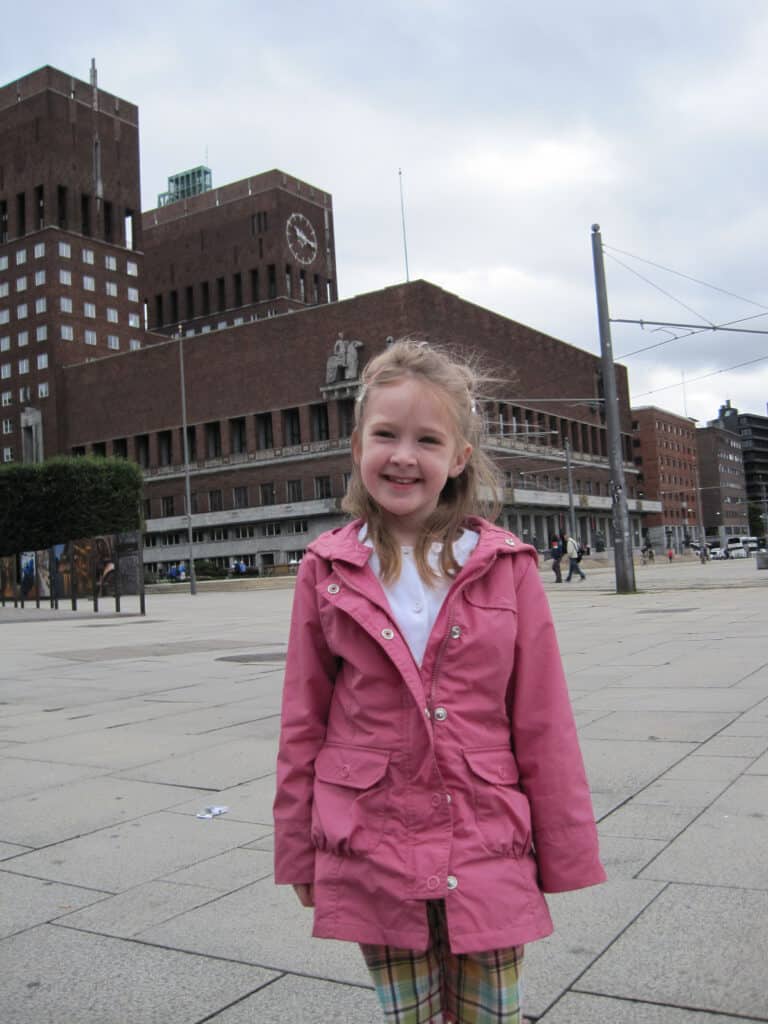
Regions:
[[591, 224, 636, 594], [564, 438, 576, 538], [178, 335, 197, 595]]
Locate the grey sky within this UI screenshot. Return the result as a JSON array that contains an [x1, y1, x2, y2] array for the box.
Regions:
[[5, 1, 768, 425]]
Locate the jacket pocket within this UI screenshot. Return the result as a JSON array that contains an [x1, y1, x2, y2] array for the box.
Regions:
[[463, 746, 532, 857], [311, 744, 391, 857]]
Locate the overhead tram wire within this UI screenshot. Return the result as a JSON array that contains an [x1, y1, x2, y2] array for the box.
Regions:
[[615, 310, 768, 359], [605, 251, 716, 330], [603, 244, 768, 313], [633, 351, 768, 399]]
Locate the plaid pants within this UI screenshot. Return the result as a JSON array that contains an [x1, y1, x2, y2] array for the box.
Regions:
[[360, 901, 524, 1024]]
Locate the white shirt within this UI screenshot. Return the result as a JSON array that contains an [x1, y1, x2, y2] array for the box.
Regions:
[[360, 526, 479, 667]]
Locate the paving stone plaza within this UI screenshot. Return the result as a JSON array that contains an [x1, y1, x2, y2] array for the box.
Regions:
[[1, 556, 767, 1023]]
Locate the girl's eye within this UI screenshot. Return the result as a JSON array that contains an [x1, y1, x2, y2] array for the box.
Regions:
[[373, 429, 395, 439], [420, 436, 441, 445]]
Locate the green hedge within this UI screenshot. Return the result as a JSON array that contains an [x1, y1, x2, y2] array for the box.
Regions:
[[0, 457, 143, 556]]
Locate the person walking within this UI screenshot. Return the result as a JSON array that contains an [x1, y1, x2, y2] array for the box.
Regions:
[[549, 535, 563, 582], [565, 532, 586, 581], [273, 340, 605, 1024]]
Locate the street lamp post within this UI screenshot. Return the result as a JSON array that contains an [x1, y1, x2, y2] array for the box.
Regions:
[[178, 334, 197, 596]]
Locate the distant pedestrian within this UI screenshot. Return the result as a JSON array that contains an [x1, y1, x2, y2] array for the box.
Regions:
[[667, 548, 674, 563], [550, 535, 563, 582], [565, 533, 586, 581]]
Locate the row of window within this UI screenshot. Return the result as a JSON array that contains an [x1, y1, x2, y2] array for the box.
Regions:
[[144, 518, 310, 545], [0, 272, 139, 301], [0, 243, 138, 275], [1, 354, 47, 377], [153, 265, 329, 326], [1, 299, 140, 326], [1, 383, 48, 406], [144, 477, 338, 519]]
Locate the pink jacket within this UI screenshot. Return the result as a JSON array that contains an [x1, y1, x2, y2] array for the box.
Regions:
[[273, 518, 605, 953]]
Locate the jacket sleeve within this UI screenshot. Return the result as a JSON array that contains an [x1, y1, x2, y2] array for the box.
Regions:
[[508, 552, 606, 893], [273, 554, 338, 885]]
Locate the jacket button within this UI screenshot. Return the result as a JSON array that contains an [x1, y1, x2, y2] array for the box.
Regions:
[[433, 706, 448, 722], [431, 794, 441, 807], [327, 583, 340, 594], [446, 875, 458, 890], [505, 538, 515, 546], [427, 875, 440, 890], [381, 628, 395, 640], [450, 625, 461, 639]]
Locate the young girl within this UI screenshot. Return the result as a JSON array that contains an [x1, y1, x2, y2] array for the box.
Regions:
[[274, 340, 605, 1023]]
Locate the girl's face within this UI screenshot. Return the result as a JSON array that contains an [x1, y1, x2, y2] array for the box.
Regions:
[[352, 376, 471, 546]]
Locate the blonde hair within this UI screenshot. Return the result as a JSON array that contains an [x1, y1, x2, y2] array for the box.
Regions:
[[342, 338, 502, 583]]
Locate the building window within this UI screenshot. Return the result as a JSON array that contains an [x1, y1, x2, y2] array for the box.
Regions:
[[60, 269, 72, 286], [61, 325, 74, 340], [128, 287, 139, 303], [205, 421, 221, 458], [85, 302, 97, 319], [224, 417, 245, 455], [0, 284, 7, 298], [107, 335, 120, 350], [287, 479, 303, 502], [129, 339, 141, 351], [338, 399, 355, 438], [82, 248, 94, 265], [2, 419, 12, 434], [84, 330, 97, 346], [128, 312, 140, 328], [260, 482, 276, 506], [255, 412, 273, 449], [127, 260, 138, 277], [35, 297, 46, 314], [18, 331, 28, 347], [16, 249, 27, 265], [233, 485, 248, 509], [16, 275, 27, 292], [209, 489, 223, 512], [34, 242, 45, 259], [60, 296, 72, 313], [2, 447, 12, 463], [83, 275, 95, 290], [283, 407, 301, 446], [0, 337, 8, 353], [311, 403, 329, 441], [38, 381, 49, 398], [314, 476, 332, 499], [36, 353, 48, 370], [135, 434, 150, 468], [59, 242, 71, 259], [158, 430, 172, 466], [18, 385, 30, 402], [0, 311, 8, 326], [105, 254, 117, 271], [18, 358, 29, 374], [105, 281, 117, 297], [1, 364, 10, 379], [162, 496, 175, 517], [16, 303, 28, 319], [1, 391, 11, 406]]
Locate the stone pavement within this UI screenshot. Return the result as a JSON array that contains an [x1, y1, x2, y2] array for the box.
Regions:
[[0, 557, 766, 1023]]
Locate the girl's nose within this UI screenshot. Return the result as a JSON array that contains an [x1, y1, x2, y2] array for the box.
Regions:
[[390, 441, 416, 464]]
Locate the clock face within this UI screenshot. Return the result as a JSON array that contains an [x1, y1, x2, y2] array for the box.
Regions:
[[286, 212, 318, 265]]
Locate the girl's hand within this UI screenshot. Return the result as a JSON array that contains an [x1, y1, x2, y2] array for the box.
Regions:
[[293, 883, 315, 907]]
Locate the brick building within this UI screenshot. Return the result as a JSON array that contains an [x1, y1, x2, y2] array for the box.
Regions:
[[3, 63, 658, 574], [712, 400, 768, 536], [630, 406, 701, 552], [142, 169, 338, 336], [0, 65, 143, 466], [696, 410, 749, 543], [57, 279, 651, 574]]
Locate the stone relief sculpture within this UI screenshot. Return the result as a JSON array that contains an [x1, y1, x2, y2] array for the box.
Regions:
[[325, 335, 364, 384]]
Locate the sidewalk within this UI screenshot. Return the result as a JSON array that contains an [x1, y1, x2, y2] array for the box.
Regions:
[[0, 558, 766, 1022]]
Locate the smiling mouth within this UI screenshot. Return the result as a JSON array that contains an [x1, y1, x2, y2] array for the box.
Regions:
[[384, 475, 420, 485]]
